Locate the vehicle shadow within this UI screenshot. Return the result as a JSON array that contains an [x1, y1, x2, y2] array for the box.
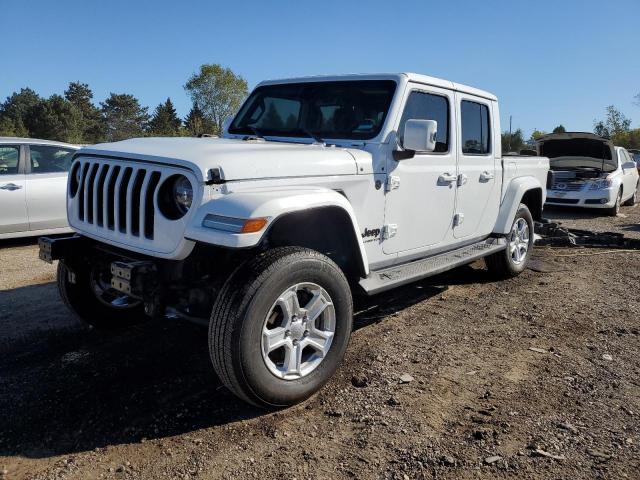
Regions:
[[0, 262, 498, 459]]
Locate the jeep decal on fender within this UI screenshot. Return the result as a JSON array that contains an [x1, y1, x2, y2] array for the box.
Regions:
[[361, 227, 381, 243]]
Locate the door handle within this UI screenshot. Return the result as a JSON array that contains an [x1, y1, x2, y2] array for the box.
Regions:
[[438, 173, 457, 183], [0, 183, 23, 191], [480, 171, 495, 181]]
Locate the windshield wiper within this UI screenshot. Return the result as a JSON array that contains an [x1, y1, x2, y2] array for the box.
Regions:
[[300, 128, 325, 145], [246, 126, 265, 139]]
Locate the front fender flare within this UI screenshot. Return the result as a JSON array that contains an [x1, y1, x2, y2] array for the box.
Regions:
[[493, 177, 543, 234], [185, 187, 369, 274]]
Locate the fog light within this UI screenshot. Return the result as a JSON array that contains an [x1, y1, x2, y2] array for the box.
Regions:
[[600, 198, 607, 204]]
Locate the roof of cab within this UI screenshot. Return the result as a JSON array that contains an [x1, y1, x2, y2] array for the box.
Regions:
[[0, 137, 80, 147], [257, 73, 497, 102]]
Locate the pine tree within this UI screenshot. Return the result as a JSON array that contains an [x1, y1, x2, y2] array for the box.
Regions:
[[64, 82, 104, 143], [184, 103, 215, 136], [100, 93, 150, 142], [148, 98, 182, 136]]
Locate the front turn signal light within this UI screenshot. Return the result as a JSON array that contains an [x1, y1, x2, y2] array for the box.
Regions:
[[241, 218, 268, 233]]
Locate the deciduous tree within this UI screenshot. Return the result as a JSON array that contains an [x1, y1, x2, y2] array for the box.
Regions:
[[184, 64, 248, 135], [593, 105, 631, 140], [501, 129, 524, 153]]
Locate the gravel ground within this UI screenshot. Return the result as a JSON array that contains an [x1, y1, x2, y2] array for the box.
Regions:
[[0, 202, 639, 480]]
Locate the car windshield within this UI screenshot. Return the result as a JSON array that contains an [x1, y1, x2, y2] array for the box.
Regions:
[[229, 80, 397, 141]]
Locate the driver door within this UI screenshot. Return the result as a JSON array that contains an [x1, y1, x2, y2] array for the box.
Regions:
[[383, 85, 457, 254]]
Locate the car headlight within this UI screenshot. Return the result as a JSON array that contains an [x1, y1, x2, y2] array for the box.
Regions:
[[158, 174, 194, 220], [589, 178, 612, 190], [173, 176, 193, 213]]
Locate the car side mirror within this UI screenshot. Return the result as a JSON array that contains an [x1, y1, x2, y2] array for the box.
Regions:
[[623, 161, 637, 170], [403, 119, 437, 153], [222, 116, 233, 134]]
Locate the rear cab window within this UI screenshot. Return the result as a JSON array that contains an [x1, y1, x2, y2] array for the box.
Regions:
[[460, 100, 491, 155]]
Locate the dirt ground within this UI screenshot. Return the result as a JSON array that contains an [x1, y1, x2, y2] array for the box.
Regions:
[[1, 202, 639, 480]]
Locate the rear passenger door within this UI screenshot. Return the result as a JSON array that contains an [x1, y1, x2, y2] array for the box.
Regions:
[[453, 95, 499, 239], [25, 144, 75, 230], [0, 144, 28, 234]]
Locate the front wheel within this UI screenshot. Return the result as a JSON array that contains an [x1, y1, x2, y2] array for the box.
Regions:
[[57, 261, 146, 329], [209, 247, 353, 408], [622, 184, 638, 206], [605, 189, 623, 216], [485, 203, 534, 279]]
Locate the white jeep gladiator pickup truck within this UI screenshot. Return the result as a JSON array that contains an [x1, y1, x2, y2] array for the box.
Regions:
[[39, 73, 549, 407]]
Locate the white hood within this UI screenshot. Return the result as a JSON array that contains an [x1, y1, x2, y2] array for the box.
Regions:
[[77, 137, 363, 182]]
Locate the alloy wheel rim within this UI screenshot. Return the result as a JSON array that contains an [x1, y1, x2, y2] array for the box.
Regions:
[[261, 282, 335, 380], [509, 218, 530, 265]]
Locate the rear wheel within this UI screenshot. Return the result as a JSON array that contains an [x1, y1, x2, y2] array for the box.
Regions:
[[209, 247, 353, 408], [485, 203, 534, 279], [605, 189, 623, 216], [57, 261, 146, 329]]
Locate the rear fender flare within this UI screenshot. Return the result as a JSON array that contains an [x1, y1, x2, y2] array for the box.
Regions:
[[493, 177, 543, 234]]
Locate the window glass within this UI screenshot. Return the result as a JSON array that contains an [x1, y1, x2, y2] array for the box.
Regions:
[[398, 91, 449, 152], [230, 80, 396, 140], [29, 145, 75, 173], [461, 100, 491, 154], [0, 146, 20, 176]]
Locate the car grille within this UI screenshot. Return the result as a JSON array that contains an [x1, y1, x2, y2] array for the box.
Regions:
[[74, 159, 162, 239], [551, 181, 585, 191]]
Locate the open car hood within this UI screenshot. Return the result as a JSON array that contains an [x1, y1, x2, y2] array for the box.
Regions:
[[537, 132, 616, 171]]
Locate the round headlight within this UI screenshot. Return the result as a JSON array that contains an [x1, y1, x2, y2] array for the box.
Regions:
[[173, 176, 193, 214], [158, 174, 194, 220]]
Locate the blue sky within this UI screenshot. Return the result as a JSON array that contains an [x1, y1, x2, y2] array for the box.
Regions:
[[2, 0, 639, 137]]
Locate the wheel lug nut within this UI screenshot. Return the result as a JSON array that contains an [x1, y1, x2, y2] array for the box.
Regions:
[[285, 330, 291, 337], [292, 339, 299, 346], [303, 330, 309, 337]]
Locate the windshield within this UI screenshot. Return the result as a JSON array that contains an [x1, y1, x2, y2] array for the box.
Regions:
[[229, 80, 397, 140]]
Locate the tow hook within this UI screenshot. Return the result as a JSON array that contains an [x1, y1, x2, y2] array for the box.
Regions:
[[110, 260, 164, 317]]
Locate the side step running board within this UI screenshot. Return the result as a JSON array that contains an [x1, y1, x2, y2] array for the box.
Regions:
[[359, 238, 507, 295]]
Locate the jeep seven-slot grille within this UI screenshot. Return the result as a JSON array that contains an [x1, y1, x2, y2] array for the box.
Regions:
[[74, 159, 162, 239]]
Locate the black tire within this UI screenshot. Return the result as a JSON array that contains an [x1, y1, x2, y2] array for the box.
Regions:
[[605, 189, 623, 216], [622, 184, 638, 206], [485, 203, 534, 279], [209, 246, 353, 408], [57, 261, 146, 329]]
